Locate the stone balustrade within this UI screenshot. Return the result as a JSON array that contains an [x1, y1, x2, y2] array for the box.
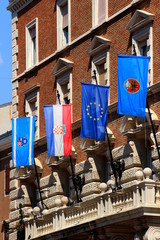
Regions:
[[23, 168, 160, 240]]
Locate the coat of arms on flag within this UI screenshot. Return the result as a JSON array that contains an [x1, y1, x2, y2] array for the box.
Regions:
[[117, 55, 149, 118], [44, 104, 72, 157], [17, 137, 27, 146], [12, 116, 35, 167]]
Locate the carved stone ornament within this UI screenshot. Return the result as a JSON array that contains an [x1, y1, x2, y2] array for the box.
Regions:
[[110, 235, 128, 240], [126, 9, 155, 33], [119, 109, 160, 138], [80, 127, 115, 155], [46, 146, 77, 168], [87, 35, 111, 56], [144, 226, 160, 240], [14, 158, 43, 180]]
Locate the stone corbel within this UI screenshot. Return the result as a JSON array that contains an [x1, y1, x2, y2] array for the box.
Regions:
[[15, 158, 43, 181], [81, 127, 115, 156], [46, 146, 77, 169], [144, 226, 160, 240], [52, 171, 63, 193], [120, 109, 160, 139]]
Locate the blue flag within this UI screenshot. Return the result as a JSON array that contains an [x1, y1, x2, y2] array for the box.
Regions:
[[12, 116, 35, 167], [117, 55, 149, 118], [81, 83, 109, 141]]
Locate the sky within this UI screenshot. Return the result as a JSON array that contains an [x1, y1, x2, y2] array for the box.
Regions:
[[0, 0, 12, 105]]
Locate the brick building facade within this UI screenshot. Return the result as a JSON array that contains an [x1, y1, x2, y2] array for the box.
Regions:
[[0, 102, 12, 240], [7, 0, 160, 239]]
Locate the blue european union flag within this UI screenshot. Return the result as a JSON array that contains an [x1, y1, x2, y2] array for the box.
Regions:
[[12, 116, 35, 167], [117, 55, 149, 118], [81, 83, 109, 141]]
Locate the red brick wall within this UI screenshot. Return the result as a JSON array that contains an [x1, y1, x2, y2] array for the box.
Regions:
[[71, 1, 92, 41], [15, 0, 160, 167], [0, 160, 10, 240]]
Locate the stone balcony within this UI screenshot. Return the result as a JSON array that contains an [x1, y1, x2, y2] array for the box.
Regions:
[[9, 167, 160, 240]]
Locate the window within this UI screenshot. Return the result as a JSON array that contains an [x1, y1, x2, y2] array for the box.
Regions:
[[93, 56, 107, 86], [26, 19, 38, 69], [57, 0, 70, 50], [53, 58, 73, 104], [87, 35, 111, 87], [127, 10, 154, 86], [132, 28, 152, 86], [61, 4, 68, 46], [92, 0, 107, 27], [23, 84, 40, 140], [57, 74, 71, 104], [4, 166, 10, 196]]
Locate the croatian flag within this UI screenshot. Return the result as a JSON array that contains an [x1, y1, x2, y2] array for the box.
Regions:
[[12, 116, 35, 167], [44, 104, 72, 156]]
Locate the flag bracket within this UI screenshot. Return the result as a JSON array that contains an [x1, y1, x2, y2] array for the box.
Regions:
[[146, 101, 160, 161], [92, 70, 124, 190], [57, 90, 61, 104], [2, 204, 25, 239], [106, 129, 125, 190], [34, 159, 48, 210], [70, 157, 85, 203], [93, 70, 98, 85], [56, 91, 84, 203]]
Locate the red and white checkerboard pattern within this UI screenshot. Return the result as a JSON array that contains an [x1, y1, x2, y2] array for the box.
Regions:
[[53, 125, 63, 135], [17, 141, 22, 146]]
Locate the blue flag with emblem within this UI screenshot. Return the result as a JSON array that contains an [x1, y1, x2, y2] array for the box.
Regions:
[[81, 83, 109, 141], [117, 55, 149, 118], [12, 116, 35, 167]]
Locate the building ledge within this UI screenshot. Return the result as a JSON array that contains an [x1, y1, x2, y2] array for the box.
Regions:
[[7, 0, 34, 12]]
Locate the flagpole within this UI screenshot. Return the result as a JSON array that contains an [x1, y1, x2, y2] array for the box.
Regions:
[[93, 70, 98, 85], [69, 156, 80, 203], [146, 101, 160, 161], [93, 70, 118, 188], [57, 90, 80, 203], [106, 128, 118, 188], [34, 159, 44, 209]]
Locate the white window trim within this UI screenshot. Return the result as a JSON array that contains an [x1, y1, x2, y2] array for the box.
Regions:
[[57, 71, 72, 106], [92, 51, 110, 104], [26, 18, 39, 70], [57, 0, 71, 50], [92, 0, 108, 28], [132, 24, 153, 86], [25, 89, 40, 140]]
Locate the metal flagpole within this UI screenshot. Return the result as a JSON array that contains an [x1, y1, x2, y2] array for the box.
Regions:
[[146, 100, 160, 161], [34, 159, 44, 209], [69, 156, 80, 203], [106, 128, 118, 188], [93, 70, 119, 188], [57, 90, 80, 203]]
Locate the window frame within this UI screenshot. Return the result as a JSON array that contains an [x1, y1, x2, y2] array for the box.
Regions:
[[57, 71, 72, 105], [24, 85, 40, 140], [92, 52, 109, 85], [132, 24, 153, 86], [92, 0, 108, 27], [57, 0, 71, 50], [26, 18, 38, 70]]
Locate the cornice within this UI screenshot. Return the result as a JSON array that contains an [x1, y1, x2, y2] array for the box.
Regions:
[[23, 83, 40, 95], [0, 132, 12, 152], [11, 0, 146, 83], [7, 0, 34, 13]]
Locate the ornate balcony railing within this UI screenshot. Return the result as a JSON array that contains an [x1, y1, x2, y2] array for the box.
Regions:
[[20, 168, 160, 240]]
